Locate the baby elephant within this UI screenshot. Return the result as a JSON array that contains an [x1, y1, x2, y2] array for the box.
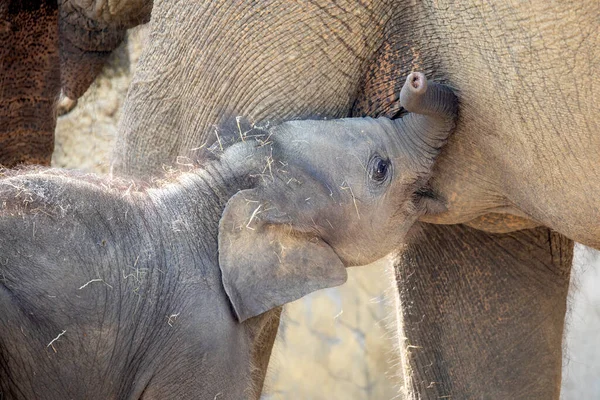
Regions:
[[0, 73, 457, 399]]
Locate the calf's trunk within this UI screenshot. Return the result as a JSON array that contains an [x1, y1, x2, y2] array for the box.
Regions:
[[398, 72, 458, 153], [390, 72, 458, 168]]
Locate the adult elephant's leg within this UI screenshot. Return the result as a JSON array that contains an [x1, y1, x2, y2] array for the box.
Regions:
[[395, 223, 572, 399]]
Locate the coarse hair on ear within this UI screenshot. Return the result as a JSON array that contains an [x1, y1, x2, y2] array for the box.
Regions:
[[218, 189, 347, 322]]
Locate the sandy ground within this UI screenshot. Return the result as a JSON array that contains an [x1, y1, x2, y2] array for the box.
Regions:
[[53, 26, 600, 399]]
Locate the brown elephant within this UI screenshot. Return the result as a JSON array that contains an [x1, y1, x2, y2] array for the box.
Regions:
[[110, 1, 599, 399], [0, 0, 149, 167]]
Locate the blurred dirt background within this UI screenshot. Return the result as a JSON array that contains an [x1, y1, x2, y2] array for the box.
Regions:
[[53, 26, 600, 400]]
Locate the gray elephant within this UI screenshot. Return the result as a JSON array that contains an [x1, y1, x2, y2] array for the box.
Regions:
[[0, 74, 457, 399]]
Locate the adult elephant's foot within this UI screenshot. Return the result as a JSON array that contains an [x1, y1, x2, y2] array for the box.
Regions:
[[394, 223, 572, 399]]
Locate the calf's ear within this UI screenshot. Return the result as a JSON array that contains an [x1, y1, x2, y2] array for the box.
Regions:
[[218, 189, 347, 322]]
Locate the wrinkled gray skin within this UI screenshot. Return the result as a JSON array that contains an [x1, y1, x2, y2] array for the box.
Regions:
[[0, 74, 457, 399]]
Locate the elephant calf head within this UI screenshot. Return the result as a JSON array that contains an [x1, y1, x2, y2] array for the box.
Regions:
[[219, 72, 459, 321], [0, 72, 456, 398]]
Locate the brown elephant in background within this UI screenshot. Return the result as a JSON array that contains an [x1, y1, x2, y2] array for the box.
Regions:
[[2, 0, 599, 399], [0, 0, 150, 167]]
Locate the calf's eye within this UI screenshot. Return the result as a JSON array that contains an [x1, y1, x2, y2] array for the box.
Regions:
[[370, 155, 391, 183]]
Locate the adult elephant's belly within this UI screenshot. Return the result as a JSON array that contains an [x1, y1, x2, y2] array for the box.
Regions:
[[407, 0, 600, 249], [461, 214, 541, 234]]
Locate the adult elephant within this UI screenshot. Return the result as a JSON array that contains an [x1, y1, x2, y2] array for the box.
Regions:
[[113, 1, 599, 399]]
